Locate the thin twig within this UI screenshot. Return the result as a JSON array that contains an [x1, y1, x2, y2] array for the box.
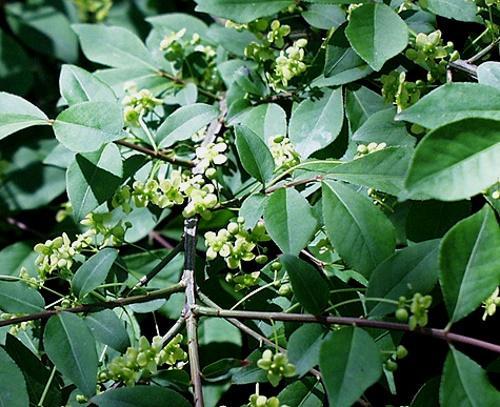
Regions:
[[182, 217, 204, 407], [467, 37, 500, 63], [157, 70, 222, 101], [448, 60, 478, 78], [0, 283, 186, 328], [193, 307, 500, 354], [150, 230, 174, 249], [161, 314, 186, 346], [115, 139, 194, 167], [265, 176, 323, 194], [198, 293, 323, 380]]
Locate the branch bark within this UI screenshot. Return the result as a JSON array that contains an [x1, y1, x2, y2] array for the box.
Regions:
[[0, 283, 186, 328], [115, 140, 194, 167], [193, 306, 500, 355]]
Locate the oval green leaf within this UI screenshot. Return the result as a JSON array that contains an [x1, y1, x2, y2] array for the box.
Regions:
[[0, 347, 29, 407], [0, 281, 44, 313], [91, 385, 191, 407]]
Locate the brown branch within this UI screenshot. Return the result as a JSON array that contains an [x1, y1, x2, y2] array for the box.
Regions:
[[182, 217, 204, 407], [448, 60, 477, 78], [115, 140, 194, 167], [160, 314, 186, 347], [0, 283, 186, 328], [193, 307, 500, 355]]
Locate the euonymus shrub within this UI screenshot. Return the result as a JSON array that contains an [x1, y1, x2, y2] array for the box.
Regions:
[[0, 0, 499, 406]]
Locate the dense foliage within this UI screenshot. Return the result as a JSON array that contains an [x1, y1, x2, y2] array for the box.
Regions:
[[0, 0, 499, 406]]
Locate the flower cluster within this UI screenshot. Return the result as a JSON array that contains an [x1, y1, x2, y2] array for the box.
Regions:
[[355, 142, 387, 158], [99, 334, 187, 386], [247, 394, 289, 407], [113, 170, 220, 219], [122, 84, 162, 126], [406, 30, 459, 83], [271, 39, 308, 88], [381, 71, 425, 111], [204, 218, 270, 269], [269, 135, 300, 169], [257, 349, 296, 386], [74, 0, 112, 22], [384, 345, 408, 372], [194, 141, 228, 172], [395, 293, 432, 330], [34, 233, 89, 278], [0, 313, 34, 336], [482, 287, 500, 320]]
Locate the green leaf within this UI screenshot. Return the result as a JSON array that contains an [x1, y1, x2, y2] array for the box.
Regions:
[[60, 65, 116, 106], [5, 334, 61, 407], [346, 3, 408, 71], [43, 312, 98, 398], [278, 378, 325, 407], [352, 108, 416, 147], [264, 189, 318, 255], [53, 101, 124, 153], [240, 193, 267, 229], [289, 87, 344, 158], [0, 242, 37, 277], [85, 310, 130, 352], [92, 385, 191, 406], [6, 3, 78, 63], [322, 181, 396, 277], [322, 24, 372, 86], [420, 0, 480, 23], [288, 324, 327, 376], [404, 118, 500, 201], [157, 103, 218, 148], [0, 281, 44, 313], [146, 13, 209, 39], [72, 248, 119, 297], [477, 61, 500, 88], [235, 125, 275, 184], [235, 103, 287, 142], [0, 30, 33, 95], [367, 239, 440, 317], [439, 206, 500, 323], [194, 0, 294, 23], [303, 4, 345, 30], [410, 377, 440, 407], [66, 143, 123, 221], [0, 92, 49, 141], [396, 83, 500, 128], [280, 255, 329, 315], [345, 86, 386, 132], [440, 347, 500, 406], [320, 327, 382, 407], [325, 147, 413, 196], [73, 24, 157, 70], [0, 347, 29, 407]]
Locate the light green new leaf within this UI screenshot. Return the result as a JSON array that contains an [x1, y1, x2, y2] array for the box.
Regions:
[[0, 347, 29, 407], [288, 324, 327, 376], [234, 103, 287, 142], [60, 65, 116, 105], [346, 3, 408, 71], [72, 24, 157, 70], [440, 347, 500, 406], [396, 83, 500, 128], [421, 0, 480, 23], [85, 310, 130, 352], [439, 206, 500, 323], [72, 248, 119, 297], [477, 61, 500, 89], [0, 281, 44, 313], [264, 189, 318, 255], [53, 101, 124, 152], [281, 255, 329, 315], [405, 118, 500, 201], [326, 147, 413, 196], [367, 239, 440, 317], [235, 125, 275, 184], [322, 181, 396, 277], [157, 103, 218, 148], [0, 92, 49, 141], [43, 312, 98, 398], [66, 143, 123, 221], [289, 87, 343, 158], [92, 385, 191, 407], [194, 0, 294, 23], [320, 327, 382, 407]]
